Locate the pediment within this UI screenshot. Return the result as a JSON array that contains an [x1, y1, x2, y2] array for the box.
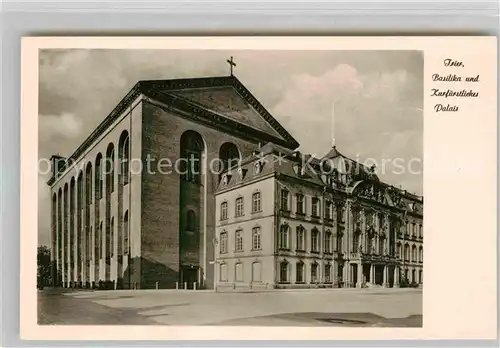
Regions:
[[139, 76, 299, 150], [170, 86, 282, 139]]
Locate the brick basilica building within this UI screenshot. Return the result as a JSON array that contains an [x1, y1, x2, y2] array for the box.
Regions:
[[47, 74, 423, 290]]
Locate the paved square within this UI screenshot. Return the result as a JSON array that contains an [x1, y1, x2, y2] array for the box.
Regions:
[[39, 288, 422, 326]]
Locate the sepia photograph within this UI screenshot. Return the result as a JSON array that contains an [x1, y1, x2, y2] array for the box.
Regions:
[[37, 49, 424, 327]]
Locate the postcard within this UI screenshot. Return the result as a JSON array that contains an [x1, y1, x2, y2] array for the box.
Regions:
[[21, 36, 497, 340]]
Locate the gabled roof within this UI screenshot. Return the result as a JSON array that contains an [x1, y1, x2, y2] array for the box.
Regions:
[[321, 146, 378, 181], [48, 75, 300, 185], [215, 142, 324, 192], [139, 75, 299, 149]]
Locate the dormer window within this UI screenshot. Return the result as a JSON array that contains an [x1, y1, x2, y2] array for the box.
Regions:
[[254, 161, 263, 174], [300, 166, 306, 176], [222, 173, 231, 186], [237, 167, 247, 179], [409, 202, 415, 211], [293, 163, 306, 177]]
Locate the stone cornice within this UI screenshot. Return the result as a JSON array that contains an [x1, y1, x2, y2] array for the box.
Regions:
[[143, 90, 294, 149], [47, 83, 142, 186], [48, 76, 300, 187], [141, 75, 300, 149]]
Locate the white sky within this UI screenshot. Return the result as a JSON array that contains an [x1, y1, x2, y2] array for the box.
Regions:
[[38, 49, 423, 246]]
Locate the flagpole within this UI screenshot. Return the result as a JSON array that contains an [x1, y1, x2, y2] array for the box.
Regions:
[[331, 101, 336, 148]]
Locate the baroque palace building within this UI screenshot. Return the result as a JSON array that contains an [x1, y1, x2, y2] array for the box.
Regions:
[[47, 73, 423, 290], [214, 143, 423, 290]]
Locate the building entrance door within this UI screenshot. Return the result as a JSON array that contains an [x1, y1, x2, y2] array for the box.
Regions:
[[181, 266, 199, 289], [375, 265, 384, 285]]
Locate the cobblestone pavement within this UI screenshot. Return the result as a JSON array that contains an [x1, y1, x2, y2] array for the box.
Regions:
[[38, 287, 422, 326]]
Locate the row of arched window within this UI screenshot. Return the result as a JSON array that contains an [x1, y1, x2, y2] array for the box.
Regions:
[[280, 189, 346, 223], [51, 130, 130, 280], [219, 261, 262, 282], [279, 224, 337, 254], [220, 191, 262, 220], [94, 211, 130, 258], [52, 130, 129, 208], [352, 231, 388, 255], [219, 226, 261, 253], [406, 221, 423, 238], [398, 243, 423, 263], [279, 260, 334, 283]]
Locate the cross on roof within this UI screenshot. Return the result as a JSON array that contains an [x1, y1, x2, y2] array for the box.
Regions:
[[226, 56, 236, 76]]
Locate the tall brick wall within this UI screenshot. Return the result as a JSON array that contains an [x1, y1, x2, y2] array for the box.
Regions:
[[140, 100, 258, 289]]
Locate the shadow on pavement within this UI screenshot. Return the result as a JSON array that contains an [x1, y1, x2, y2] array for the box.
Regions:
[[211, 312, 422, 327]]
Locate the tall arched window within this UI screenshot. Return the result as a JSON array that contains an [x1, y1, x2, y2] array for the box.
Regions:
[[252, 191, 261, 213], [324, 263, 332, 283], [87, 226, 92, 260], [279, 261, 289, 282], [85, 163, 92, 204], [296, 261, 304, 283], [123, 211, 129, 255], [324, 230, 332, 253], [404, 243, 410, 261], [186, 209, 197, 231], [77, 171, 83, 268], [235, 197, 244, 217], [85, 163, 93, 266], [110, 217, 114, 257], [252, 226, 261, 250], [52, 193, 57, 258], [412, 245, 417, 262], [379, 235, 385, 255], [220, 201, 228, 220], [352, 231, 360, 252], [57, 188, 62, 266], [296, 225, 305, 251], [311, 262, 319, 282], [99, 222, 103, 259], [336, 231, 343, 253], [219, 231, 228, 254], [106, 143, 115, 194], [180, 131, 204, 183], [235, 229, 243, 252], [279, 224, 289, 249], [65, 182, 71, 266], [252, 262, 261, 282], [95, 153, 103, 200], [419, 246, 423, 263], [119, 131, 130, 186], [77, 172, 83, 211], [219, 142, 240, 174], [311, 228, 319, 253]]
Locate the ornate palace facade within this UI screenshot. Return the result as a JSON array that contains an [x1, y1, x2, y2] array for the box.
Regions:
[[214, 143, 423, 289]]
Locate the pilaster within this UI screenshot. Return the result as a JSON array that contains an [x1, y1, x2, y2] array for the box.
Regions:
[[356, 263, 363, 288], [394, 266, 400, 287]]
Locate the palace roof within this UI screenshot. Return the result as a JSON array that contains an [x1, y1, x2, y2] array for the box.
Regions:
[[216, 142, 423, 215]]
